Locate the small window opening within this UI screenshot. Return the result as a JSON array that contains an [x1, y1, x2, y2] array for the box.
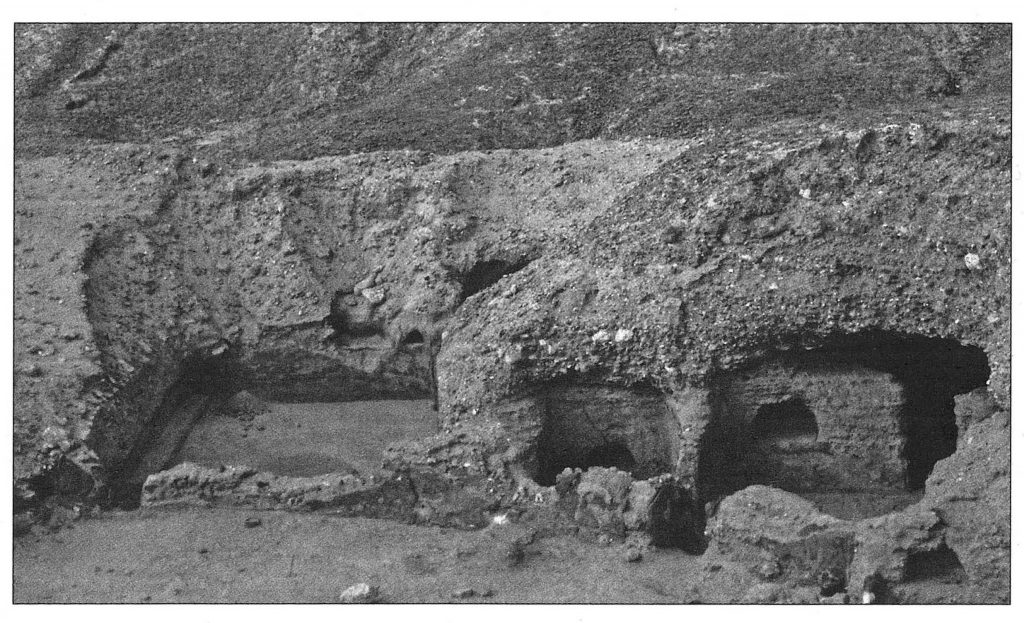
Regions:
[[751, 398, 819, 441], [401, 329, 425, 346]]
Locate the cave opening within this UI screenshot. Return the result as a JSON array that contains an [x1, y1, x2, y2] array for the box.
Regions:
[[456, 258, 529, 301], [829, 331, 990, 490], [583, 442, 638, 473], [401, 329, 425, 346], [648, 483, 706, 554], [697, 331, 990, 517], [532, 384, 679, 487], [904, 546, 968, 583]]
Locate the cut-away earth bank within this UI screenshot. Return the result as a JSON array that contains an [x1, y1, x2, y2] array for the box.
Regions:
[[13, 24, 1011, 603]]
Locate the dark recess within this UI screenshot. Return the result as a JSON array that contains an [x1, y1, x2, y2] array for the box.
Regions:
[[456, 259, 529, 301], [751, 397, 819, 440], [697, 331, 990, 500], [648, 483, 705, 554], [106, 350, 239, 508], [831, 331, 990, 490], [401, 329, 425, 345], [904, 546, 968, 583], [582, 442, 638, 474]]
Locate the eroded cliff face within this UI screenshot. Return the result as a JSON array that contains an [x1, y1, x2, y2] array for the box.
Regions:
[[13, 23, 1010, 602]]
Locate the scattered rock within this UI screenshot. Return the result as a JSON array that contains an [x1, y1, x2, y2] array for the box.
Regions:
[[452, 587, 476, 599], [361, 286, 386, 305], [847, 508, 942, 596], [624, 547, 643, 563], [339, 583, 381, 604], [919, 412, 1010, 599], [13, 513, 35, 537], [954, 387, 998, 429], [59, 328, 82, 341], [159, 577, 187, 599], [244, 517, 262, 528], [704, 486, 855, 589], [64, 94, 90, 110], [353, 273, 377, 294], [819, 592, 850, 605], [741, 583, 783, 604], [757, 560, 783, 581], [818, 569, 845, 596], [505, 539, 526, 567], [17, 363, 43, 377], [964, 252, 982, 270]]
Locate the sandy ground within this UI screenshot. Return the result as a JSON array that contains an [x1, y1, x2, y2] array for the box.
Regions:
[[13, 506, 707, 604]]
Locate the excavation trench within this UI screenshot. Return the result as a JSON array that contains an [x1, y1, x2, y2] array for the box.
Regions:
[[109, 346, 440, 508]]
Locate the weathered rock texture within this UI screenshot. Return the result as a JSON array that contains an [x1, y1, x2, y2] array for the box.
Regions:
[[14, 24, 1009, 603]]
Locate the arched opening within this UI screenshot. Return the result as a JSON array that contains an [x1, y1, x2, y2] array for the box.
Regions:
[[401, 329, 424, 346], [532, 384, 679, 486]]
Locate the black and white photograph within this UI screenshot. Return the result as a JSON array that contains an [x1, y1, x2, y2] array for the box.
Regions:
[[7, 14, 1015, 608]]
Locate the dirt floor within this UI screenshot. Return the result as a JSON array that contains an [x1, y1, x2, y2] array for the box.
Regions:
[[14, 507, 707, 604], [174, 399, 438, 477], [12, 505, 996, 605]]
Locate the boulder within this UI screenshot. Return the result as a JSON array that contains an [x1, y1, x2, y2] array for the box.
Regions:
[[704, 485, 855, 592]]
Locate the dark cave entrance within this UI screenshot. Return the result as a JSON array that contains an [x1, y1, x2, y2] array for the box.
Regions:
[[456, 258, 529, 301], [904, 546, 968, 583], [533, 384, 680, 487], [697, 332, 990, 516], [401, 329, 425, 346], [583, 442, 638, 473], [751, 398, 819, 441], [834, 332, 990, 490], [648, 483, 705, 554]]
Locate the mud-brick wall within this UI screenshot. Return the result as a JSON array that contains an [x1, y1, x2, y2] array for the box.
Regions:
[[712, 362, 908, 493], [535, 385, 681, 485]]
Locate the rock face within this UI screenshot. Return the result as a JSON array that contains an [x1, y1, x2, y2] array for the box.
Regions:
[[920, 410, 1010, 599], [13, 24, 1010, 603], [140, 463, 418, 519], [339, 583, 382, 604], [704, 486, 856, 593]]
